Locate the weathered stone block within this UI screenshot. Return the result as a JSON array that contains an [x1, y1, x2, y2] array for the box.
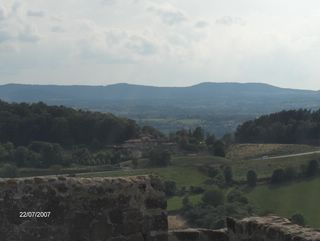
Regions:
[[0, 175, 167, 241]]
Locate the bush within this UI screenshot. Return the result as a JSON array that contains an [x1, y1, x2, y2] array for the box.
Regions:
[[13, 146, 41, 167], [284, 167, 298, 181], [246, 170, 257, 187], [291, 213, 305, 226], [202, 188, 224, 207], [271, 169, 286, 184], [213, 141, 226, 157], [306, 160, 319, 177], [190, 186, 205, 194], [0, 164, 18, 178], [227, 190, 248, 204], [182, 196, 192, 210], [207, 167, 220, 178], [223, 166, 233, 185], [164, 181, 177, 196], [148, 149, 171, 167]]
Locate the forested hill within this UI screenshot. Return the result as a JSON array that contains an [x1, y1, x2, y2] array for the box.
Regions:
[[0, 82, 318, 103], [235, 109, 320, 144], [0, 100, 140, 147], [1, 82, 320, 136]]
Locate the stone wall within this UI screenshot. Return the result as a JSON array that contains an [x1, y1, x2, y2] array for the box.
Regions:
[[169, 216, 320, 241], [168, 228, 228, 241], [1, 175, 320, 241], [0, 175, 167, 241], [227, 216, 320, 241]]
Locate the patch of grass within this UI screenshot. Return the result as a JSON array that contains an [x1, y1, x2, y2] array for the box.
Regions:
[[227, 144, 320, 161], [233, 153, 320, 180], [247, 177, 320, 227], [167, 194, 203, 211], [80, 166, 207, 188], [172, 155, 231, 167]]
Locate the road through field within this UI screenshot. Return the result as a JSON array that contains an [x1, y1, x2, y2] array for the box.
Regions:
[[253, 150, 320, 161]]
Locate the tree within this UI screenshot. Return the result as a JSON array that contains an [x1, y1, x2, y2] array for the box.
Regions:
[[223, 166, 233, 185], [306, 160, 319, 177], [182, 196, 192, 211], [0, 164, 18, 178], [193, 127, 205, 143], [148, 149, 171, 167], [205, 134, 216, 146], [227, 190, 248, 204], [72, 147, 92, 165], [13, 146, 40, 167], [0, 145, 10, 163], [164, 181, 177, 196], [246, 170, 257, 187], [221, 133, 234, 147], [271, 169, 286, 184], [202, 188, 224, 207], [213, 141, 226, 157]]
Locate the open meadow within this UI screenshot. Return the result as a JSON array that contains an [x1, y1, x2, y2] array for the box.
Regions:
[[247, 177, 320, 227]]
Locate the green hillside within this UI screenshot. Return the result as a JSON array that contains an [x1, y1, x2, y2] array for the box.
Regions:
[[247, 177, 320, 227]]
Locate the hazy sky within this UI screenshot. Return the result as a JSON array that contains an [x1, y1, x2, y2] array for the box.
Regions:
[[1, 0, 320, 89]]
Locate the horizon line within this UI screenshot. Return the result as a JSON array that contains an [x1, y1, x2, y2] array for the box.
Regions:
[[0, 81, 318, 92]]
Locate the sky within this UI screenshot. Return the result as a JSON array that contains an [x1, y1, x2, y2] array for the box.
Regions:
[[1, 0, 320, 90]]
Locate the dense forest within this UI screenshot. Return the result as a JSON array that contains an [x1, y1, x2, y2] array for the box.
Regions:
[[0, 100, 152, 170], [235, 109, 320, 144], [0, 100, 139, 147]]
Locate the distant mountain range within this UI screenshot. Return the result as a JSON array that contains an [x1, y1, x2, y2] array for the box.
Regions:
[[0, 82, 319, 136]]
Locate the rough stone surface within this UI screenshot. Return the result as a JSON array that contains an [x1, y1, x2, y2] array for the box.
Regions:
[[168, 229, 228, 241], [227, 216, 320, 241], [0, 175, 167, 241], [1, 175, 320, 241]]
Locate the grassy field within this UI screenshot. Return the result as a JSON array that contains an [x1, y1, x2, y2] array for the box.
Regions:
[[80, 150, 320, 183], [247, 177, 320, 227], [227, 144, 320, 161], [167, 194, 203, 211], [233, 152, 320, 180], [172, 155, 231, 167], [77, 147, 320, 223], [80, 166, 207, 188]]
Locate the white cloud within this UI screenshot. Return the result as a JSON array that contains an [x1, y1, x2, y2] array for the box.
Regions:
[[216, 16, 245, 26], [0, 4, 8, 20], [148, 4, 187, 26], [27, 10, 45, 17]]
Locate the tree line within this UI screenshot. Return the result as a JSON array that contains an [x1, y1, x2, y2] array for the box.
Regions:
[[0, 100, 140, 148], [235, 109, 320, 144]]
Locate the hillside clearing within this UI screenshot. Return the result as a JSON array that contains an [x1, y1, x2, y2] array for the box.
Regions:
[[247, 177, 320, 227], [227, 144, 320, 161]]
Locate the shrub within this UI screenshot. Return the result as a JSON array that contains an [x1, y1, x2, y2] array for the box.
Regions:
[[0, 164, 18, 178], [190, 186, 205, 194], [306, 160, 319, 177], [164, 181, 177, 196], [227, 190, 249, 204], [182, 196, 192, 210], [246, 170, 257, 187], [213, 141, 226, 157], [284, 167, 298, 180], [271, 169, 286, 184], [202, 188, 224, 207], [148, 149, 171, 167], [291, 213, 305, 226], [223, 166, 233, 185]]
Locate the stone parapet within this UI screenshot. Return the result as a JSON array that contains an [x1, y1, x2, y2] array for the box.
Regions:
[[0, 175, 167, 241]]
